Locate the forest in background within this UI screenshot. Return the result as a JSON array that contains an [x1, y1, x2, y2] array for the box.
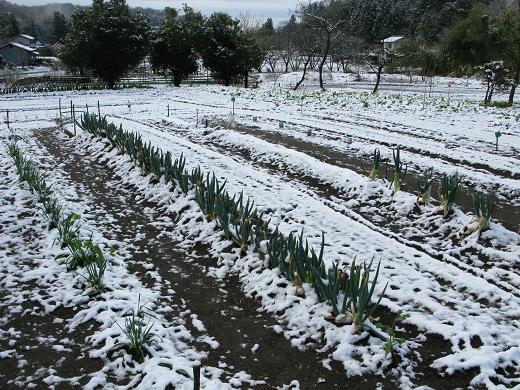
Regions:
[[0, 0, 492, 44]]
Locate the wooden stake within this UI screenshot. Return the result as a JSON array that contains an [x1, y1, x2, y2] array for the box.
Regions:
[[97, 101, 101, 120], [73, 104, 76, 136], [193, 364, 201, 390], [6, 109, 9, 129], [59, 98, 62, 123], [167, 104, 169, 117]]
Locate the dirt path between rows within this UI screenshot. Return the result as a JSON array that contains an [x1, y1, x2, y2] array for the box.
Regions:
[[0, 166, 104, 389]]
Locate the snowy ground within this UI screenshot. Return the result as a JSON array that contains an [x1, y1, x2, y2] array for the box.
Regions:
[[0, 76, 519, 389]]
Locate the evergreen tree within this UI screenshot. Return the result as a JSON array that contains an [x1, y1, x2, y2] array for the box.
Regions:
[[495, 9, 520, 104], [52, 11, 68, 43], [199, 12, 264, 87], [260, 18, 275, 36], [442, 3, 495, 75], [150, 6, 204, 86], [60, 0, 150, 87], [27, 20, 39, 38], [7, 13, 20, 37]]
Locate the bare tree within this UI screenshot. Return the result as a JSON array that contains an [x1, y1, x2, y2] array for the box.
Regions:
[[264, 50, 280, 72], [293, 24, 321, 90], [365, 48, 394, 93], [333, 37, 365, 73], [299, 1, 345, 90]]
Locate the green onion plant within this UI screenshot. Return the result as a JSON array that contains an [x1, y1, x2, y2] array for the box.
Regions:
[[369, 148, 382, 181], [392, 147, 407, 192], [417, 169, 434, 205], [439, 173, 460, 217], [472, 192, 495, 233]]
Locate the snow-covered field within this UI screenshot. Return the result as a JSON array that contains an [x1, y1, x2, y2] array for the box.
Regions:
[[1, 76, 519, 389]]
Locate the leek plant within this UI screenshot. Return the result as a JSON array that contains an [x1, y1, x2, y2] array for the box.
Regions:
[[311, 261, 350, 316], [266, 227, 289, 273], [196, 173, 226, 220], [417, 169, 434, 205], [439, 173, 460, 217], [369, 148, 382, 181], [349, 258, 387, 333], [80, 113, 392, 334], [83, 255, 107, 293], [7, 139, 110, 294], [117, 298, 156, 363], [392, 147, 407, 192], [41, 197, 62, 230], [231, 197, 257, 253], [253, 216, 270, 255], [57, 213, 80, 248], [472, 192, 495, 233], [67, 237, 104, 270], [125, 326, 155, 361], [215, 192, 238, 239]]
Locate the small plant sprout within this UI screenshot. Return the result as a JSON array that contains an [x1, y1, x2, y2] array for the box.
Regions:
[[377, 311, 410, 358], [369, 148, 382, 181], [438, 173, 460, 217], [116, 296, 157, 363], [472, 192, 495, 234], [417, 169, 434, 205], [392, 147, 407, 192]]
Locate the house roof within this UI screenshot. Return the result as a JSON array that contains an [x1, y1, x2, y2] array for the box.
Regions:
[[381, 36, 405, 43], [0, 42, 38, 52], [18, 34, 36, 40]]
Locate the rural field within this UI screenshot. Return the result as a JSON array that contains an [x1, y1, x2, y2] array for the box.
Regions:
[[0, 74, 519, 389]]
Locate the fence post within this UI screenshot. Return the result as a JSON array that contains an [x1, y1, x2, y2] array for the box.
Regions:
[[196, 109, 199, 128], [6, 109, 9, 129], [70, 100, 73, 119], [97, 101, 101, 120], [86, 103, 89, 114], [193, 364, 201, 390], [59, 98, 62, 123], [73, 104, 76, 136], [167, 104, 169, 117]]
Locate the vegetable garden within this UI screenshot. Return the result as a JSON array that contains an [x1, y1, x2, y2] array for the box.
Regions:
[[0, 81, 519, 389]]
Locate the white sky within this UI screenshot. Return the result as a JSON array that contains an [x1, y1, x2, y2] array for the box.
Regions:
[[9, 0, 300, 24]]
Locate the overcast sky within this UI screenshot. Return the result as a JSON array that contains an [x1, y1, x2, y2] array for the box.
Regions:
[[9, 0, 300, 23]]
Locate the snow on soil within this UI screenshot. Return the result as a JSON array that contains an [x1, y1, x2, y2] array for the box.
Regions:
[[0, 132, 231, 389], [1, 80, 519, 388]]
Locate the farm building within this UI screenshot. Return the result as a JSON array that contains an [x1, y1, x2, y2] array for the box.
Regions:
[[11, 34, 44, 49], [381, 36, 405, 51], [0, 42, 40, 66]]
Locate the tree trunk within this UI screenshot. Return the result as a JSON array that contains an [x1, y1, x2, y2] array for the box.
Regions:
[[509, 65, 520, 104], [485, 82, 491, 104], [173, 73, 181, 87], [244, 71, 249, 88], [294, 56, 311, 91], [318, 32, 332, 90], [372, 65, 383, 94]]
